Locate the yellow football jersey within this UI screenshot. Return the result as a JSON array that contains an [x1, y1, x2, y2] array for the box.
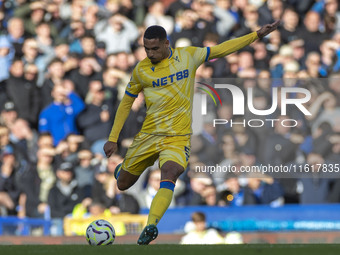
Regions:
[[126, 46, 209, 136]]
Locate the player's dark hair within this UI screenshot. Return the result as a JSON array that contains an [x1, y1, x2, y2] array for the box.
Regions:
[[144, 25, 167, 41]]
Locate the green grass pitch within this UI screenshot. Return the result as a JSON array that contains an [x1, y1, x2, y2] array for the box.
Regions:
[[1, 244, 340, 255]]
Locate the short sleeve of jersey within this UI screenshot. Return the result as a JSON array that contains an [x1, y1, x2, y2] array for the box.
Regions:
[[125, 66, 142, 98], [184, 46, 210, 66]]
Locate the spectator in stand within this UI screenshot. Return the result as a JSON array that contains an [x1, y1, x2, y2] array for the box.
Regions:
[[53, 38, 70, 63], [289, 38, 306, 68], [235, 5, 260, 37], [79, 34, 98, 59], [266, 29, 282, 56], [77, 81, 115, 146], [144, 1, 174, 35], [21, 37, 50, 86], [0, 128, 19, 216], [300, 11, 329, 54], [0, 101, 18, 129], [0, 80, 7, 113], [56, 134, 86, 164], [38, 82, 85, 146], [231, 120, 257, 157], [328, 134, 340, 202], [180, 212, 224, 244], [6, 63, 40, 127], [9, 118, 39, 164], [65, 20, 86, 55], [69, 55, 102, 100], [5, 57, 24, 91], [253, 41, 270, 70], [5, 58, 26, 113], [238, 50, 255, 72], [171, 9, 200, 46], [298, 152, 334, 204], [74, 148, 95, 198], [115, 51, 134, 73], [95, 41, 107, 66], [21, 38, 39, 66], [312, 0, 340, 35], [191, 0, 217, 36], [0, 36, 13, 83], [200, 184, 218, 206], [48, 161, 85, 235], [27, 132, 54, 163], [261, 115, 304, 166], [14, 1, 58, 38], [224, 53, 239, 77], [308, 91, 340, 134], [95, 13, 139, 54], [167, 0, 191, 18], [217, 174, 257, 206], [304, 52, 322, 78], [19, 146, 56, 218], [215, 132, 238, 186], [244, 173, 285, 207], [279, 7, 302, 44], [328, 73, 340, 100], [214, 0, 237, 40], [40, 58, 65, 109], [83, 4, 99, 35], [191, 113, 221, 166], [261, 0, 284, 27], [35, 21, 55, 72], [319, 40, 340, 76], [179, 170, 215, 206], [101, 67, 121, 103], [324, 0, 340, 35], [5, 17, 25, 57]]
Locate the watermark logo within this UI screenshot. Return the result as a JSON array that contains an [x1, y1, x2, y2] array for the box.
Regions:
[[196, 82, 222, 115], [197, 82, 312, 128], [200, 84, 311, 116]]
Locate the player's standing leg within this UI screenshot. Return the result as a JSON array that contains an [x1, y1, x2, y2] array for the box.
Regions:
[[137, 160, 184, 245]]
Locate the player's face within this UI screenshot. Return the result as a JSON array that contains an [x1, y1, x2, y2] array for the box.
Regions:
[[144, 38, 170, 64]]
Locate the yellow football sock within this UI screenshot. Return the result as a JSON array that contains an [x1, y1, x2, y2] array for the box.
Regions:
[[147, 180, 175, 226]]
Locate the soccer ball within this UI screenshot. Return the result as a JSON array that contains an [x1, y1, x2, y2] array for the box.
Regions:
[[85, 219, 116, 245]]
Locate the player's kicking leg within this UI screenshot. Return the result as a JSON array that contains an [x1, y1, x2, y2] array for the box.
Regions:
[[137, 160, 184, 245], [114, 163, 139, 190]]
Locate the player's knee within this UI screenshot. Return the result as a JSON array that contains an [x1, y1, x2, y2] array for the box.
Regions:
[[117, 180, 130, 191], [161, 162, 185, 181]]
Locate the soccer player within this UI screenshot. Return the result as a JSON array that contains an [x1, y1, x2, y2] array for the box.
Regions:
[[103, 21, 280, 245]]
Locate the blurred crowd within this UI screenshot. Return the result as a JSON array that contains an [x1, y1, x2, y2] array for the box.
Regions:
[[0, 0, 340, 234]]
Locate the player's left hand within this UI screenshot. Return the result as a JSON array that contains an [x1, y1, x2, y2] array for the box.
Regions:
[[103, 141, 118, 158], [257, 20, 281, 39]]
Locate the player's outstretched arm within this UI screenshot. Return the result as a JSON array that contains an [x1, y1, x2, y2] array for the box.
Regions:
[[208, 20, 281, 60], [103, 94, 135, 158]]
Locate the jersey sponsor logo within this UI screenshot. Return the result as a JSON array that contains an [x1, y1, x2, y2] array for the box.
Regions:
[[152, 69, 189, 87], [151, 66, 155, 72]]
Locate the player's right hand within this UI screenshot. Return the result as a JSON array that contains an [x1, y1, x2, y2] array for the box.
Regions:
[[257, 20, 281, 39], [103, 141, 118, 158]]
